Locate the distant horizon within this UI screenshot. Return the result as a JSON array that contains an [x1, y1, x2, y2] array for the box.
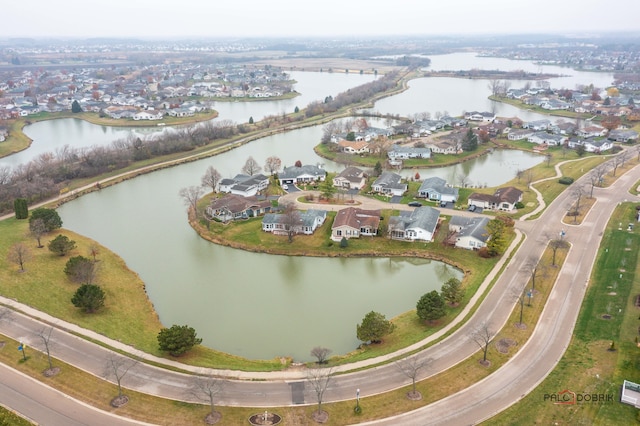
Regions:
[[3, 0, 639, 40], [1, 31, 639, 44]]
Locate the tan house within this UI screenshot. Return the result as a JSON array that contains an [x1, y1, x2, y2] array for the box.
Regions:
[[333, 167, 366, 190], [331, 207, 380, 241], [468, 187, 523, 212]]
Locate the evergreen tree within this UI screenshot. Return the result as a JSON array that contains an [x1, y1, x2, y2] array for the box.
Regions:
[[71, 284, 105, 313], [356, 311, 395, 344], [441, 278, 463, 305], [373, 161, 383, 177], [13, 198, 28, 219], [71, 100, 83, 113], [48, 234, 76, 256], [461, 128, 478, 152], [249, 116, 254, 124], [157, 325, 202, 356], [416, 290, 446, 322], [29, 208, 62, 231]]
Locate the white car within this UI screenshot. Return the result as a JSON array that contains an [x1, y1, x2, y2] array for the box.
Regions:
[[282, 184, 289, 190]]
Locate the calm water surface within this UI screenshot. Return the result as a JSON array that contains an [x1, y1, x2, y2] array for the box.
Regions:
[[19, 53, 615, 360]]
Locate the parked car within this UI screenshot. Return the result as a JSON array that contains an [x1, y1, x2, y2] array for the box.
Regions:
[[439, 201, 448, 208], [282, 184, 289, 190], [468, 205, 476, 212], [408, 201, 422, 207]]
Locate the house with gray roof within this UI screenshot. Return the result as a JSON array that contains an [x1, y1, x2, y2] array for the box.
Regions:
[[418, 177, 459, 202], [371, 171, 407, 196], [527, 132, 567, 146], [608, 129, 639, 143], [278, 165, 326, 186], [333, 167, 366, 190], [262, 209, 327, 236], [387, 144, 431, 161], [218, 174, 270, 197], [388, 206, 440, 242], [449, 216, 490, 250]]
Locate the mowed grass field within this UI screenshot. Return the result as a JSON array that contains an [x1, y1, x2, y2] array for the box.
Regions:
[[488, 203, 640, 425]]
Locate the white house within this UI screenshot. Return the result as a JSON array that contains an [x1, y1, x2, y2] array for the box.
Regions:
[[388, 206, 440, 242], [371, 171, 407, 196]]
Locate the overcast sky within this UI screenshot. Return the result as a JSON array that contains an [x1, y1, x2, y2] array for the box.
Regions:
[[3, 0, 639, 39]]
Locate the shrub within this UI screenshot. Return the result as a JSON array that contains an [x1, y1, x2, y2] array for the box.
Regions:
[[514, 201, 525, 209], [558, 176, 574, 185], [478, 247, 492, 258]]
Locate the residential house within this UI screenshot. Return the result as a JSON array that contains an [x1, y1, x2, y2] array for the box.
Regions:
[[583, 139, 613, 153], [608, 129, 639, 143], [522, 119, 551, 131], [464, 111, 496, 122], [278, 165, 326, 186], [417, 177, 459, 203], [577, 125, 607, 138], [387, 144, 431, 161], [507, 129, 534, 141], [449, 216, 490, 250], [338, 139, 370, 154], [205, 194, 271, 222], [331, 207, 380, 241], [371, 171, 407, 196], [333, 167, 366, 190], [468, 186, 523, 211], [527, 132, 567, 146], [388, 206, 440, 242], [218, 174, 270, 197], [133, 110, 163, 120], [262, 209, 327, 235], [425, 138, 461, 154]]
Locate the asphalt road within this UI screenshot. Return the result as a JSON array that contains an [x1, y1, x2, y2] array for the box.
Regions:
[[1, 155, 639, 425]]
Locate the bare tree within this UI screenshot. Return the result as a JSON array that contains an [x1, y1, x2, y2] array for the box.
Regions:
[[395, 356, 432, 399], [201, 166, 222, 193], [307, 367, 334, 421], [188, 376, 225, 424], [512, 285, 527, 327], [7, 243, 32, 272], [525, 169, 535, 188], [469, 321, 495, 364], [104, 355, 136, 406], [568, 185, 585, 224], [588, 164, 609, 197], [242, 156, 261, 176], [310, 346, 332, 365], [179, 186, 204, 215], [455, 171, 470, 188], [36, 327, 57, 373], [280, 203, 302, 243], [264, 156, 282, 175], [88, 244, 100, 263], [523, 256, 545, 293], [549, 239, 570, 267], [611, 151, 627, 177], [29, 218, 47, 248]]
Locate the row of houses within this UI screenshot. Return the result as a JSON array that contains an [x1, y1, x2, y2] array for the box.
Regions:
[[260, 204, 491, 250]]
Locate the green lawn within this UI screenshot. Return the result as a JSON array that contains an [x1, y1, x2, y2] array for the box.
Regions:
[[488, 203, 640, 425]]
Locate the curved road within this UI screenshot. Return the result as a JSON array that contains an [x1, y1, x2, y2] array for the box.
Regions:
[[1, 156, 638, 425]]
